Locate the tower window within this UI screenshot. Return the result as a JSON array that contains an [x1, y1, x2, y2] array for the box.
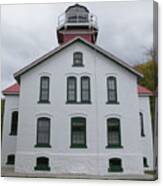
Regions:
[[107, 118, 122, 148], [34, 157, 50, 171], [71, 117, 87, 148], [143, 157, 149, 167], [6, 154, 15, 165], [39, 76, 50, 103], [108, 158, 123, 172], [10, 111, 18, 135], [73, 52, 83, 66]]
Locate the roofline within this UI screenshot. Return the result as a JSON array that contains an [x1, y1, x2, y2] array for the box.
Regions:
[[139, 93, 153, 97], [82, 38, 143, 78], [4, 91, 149, 96], [3, 82, 151, 96], [2, 92, 19, 96], [14, 37, 143, 81]]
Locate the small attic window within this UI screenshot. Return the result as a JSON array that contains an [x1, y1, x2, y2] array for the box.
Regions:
[[73, 52, 83, 67]]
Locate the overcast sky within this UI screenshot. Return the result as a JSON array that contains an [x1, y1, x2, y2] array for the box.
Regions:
[[1, 0, 153, 91]]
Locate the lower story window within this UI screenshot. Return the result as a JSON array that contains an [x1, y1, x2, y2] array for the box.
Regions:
[[107, 118, 121, 148], [143, 157, 149, 167], [35, 117, 51, 147], [34, 157, 50, 171], [6, 154, 15, 165], [71, 117, 87, 148], [108, 158, 123, 172]]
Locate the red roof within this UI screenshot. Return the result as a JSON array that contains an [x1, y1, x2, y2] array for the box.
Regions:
[[2, 83, 153, 96], [2, 83, 20, 95], [138, 85, 153, 96]]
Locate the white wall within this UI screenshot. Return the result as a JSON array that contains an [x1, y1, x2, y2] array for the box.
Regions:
[[153, 94, 158, 172], [139, 96, 154, 171], [1, 95, 19, 167], [3, 41, 153, 175]]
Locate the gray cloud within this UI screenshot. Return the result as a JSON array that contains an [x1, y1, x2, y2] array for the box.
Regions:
[[1, 1, 153, 91]]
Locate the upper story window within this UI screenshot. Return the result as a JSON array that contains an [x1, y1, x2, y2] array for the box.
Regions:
[[67, 76, 77, 103], [34, 157, 50, 171], [106, 118, 122, 148], [107, 76, 118, 104], [10, 111, 18, 135], [81, 76, 91, 103], [70, 117, 87, 148], [73, 52, 83, 66], [39, 76, 50, 103], [140, 112, 145, 137], [35, 117, 51, 147]]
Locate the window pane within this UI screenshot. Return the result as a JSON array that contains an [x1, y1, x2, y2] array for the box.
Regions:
[[37, 157, 48, 166], [67, 77, 76, 102], [140, 112, 145, 136], [107, 77, 117, 102], [68, 79, 75, 89], [68, 91, 75, 100], [71, 118, 86, 146], [108, 79, 115, 89], [109, 158, 122, 172], [82, 91, 89, 101], [40, 77, 49, 102], [107, 119, 120, 146], [41, 90, 49, 100], [108, 90, 116, 101], [74, 52, 83, 66], [72, 131, 85, 144], [37, 118, 50, 145], [81, 77, 90, 102], [82, 79, 89, 89], [42, 78, 49, 89], [7, 155, 15, 164], [108, 129, 119, 145], [35, 157, 50, 170], [11, 111, 18, 135]]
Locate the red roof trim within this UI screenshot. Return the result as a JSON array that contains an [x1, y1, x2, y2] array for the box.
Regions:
[[138, 85, 153, 96], [2, 83, 153, 96], [2, 83, 20, 95]]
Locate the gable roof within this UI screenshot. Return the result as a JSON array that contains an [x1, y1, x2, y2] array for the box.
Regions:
[[2, 83, 152, 96], [14, 37, 143, 82]]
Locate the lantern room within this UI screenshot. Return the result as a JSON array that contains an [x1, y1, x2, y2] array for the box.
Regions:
[[57, 4, 98, 45]]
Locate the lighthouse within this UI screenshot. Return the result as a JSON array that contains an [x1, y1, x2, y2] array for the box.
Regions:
[[1, 3, 154, 179], [57, 3, 98, 45]]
